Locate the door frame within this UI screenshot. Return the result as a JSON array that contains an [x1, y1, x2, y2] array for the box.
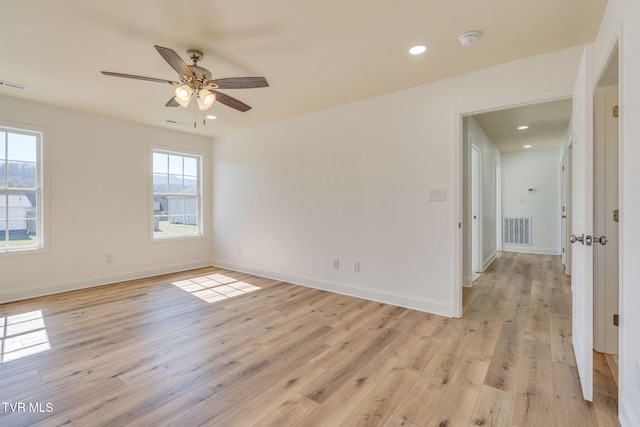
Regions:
[[593, 43, 620, 355], [453, 91, 572, 317]]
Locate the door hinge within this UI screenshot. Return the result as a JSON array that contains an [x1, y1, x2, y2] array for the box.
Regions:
[[562, 247, 565, 253], [613, 209, 619, 222], [613, 314, 619, 326], [613, 105, 619, 118], [458, 222, 461, 229]]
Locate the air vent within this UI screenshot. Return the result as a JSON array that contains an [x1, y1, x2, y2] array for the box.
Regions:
[[503, 216, 532, 245], [164, 119, 186, 126], [0, 80, 28, 90]]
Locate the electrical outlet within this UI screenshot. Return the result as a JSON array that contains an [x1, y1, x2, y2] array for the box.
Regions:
[[353, 262, 360, 273], [333, 259, 340, 270]]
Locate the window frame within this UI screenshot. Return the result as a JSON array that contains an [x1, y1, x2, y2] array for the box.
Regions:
[[0, 123, 46, 254], [151, 147, 203, 241]]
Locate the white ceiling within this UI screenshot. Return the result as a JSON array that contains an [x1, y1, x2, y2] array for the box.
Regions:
[[0, 1, 606, 138], [472, 98, 573, 153]]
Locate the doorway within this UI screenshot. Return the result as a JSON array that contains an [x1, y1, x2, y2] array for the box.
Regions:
[[455, 94, 575, 317]]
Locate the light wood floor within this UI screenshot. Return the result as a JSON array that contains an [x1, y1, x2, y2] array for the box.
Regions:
[[0, 252, 618, 426]]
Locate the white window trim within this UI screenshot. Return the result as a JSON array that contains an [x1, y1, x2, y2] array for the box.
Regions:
[[151, 146, 204, 241], [0, 121, 49, 255]]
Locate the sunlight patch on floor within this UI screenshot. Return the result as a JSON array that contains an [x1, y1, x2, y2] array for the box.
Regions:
[[172, 273, 261, 303], [1, 310, 51, 363]]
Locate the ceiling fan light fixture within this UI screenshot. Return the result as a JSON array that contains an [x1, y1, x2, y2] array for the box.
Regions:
[[197, 89, 216, 110], [174, 84, 193, 107], [102, 46, 267, 116]]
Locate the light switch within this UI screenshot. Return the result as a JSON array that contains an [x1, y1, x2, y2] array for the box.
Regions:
[[429, 189, 446, 201]]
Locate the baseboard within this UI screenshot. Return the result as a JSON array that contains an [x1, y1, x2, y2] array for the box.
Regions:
[[501, 245, 561, 255], [211, 259, 454, 317], [463, 274, 473, 288], [619, 393, 640, 427], [0, 259, 212, 304], [483, 251, 497, 271]]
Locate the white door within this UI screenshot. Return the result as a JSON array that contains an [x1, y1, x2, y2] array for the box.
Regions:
[[471, 145, 482, 273], [571, 46, 594, 402], [561, 155, 568, 268]]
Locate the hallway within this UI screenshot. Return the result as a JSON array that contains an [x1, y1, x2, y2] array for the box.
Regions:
[[464, 251, 618, 426]]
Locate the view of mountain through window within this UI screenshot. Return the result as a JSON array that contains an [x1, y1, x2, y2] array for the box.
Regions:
[[0, 128, 42, 252], [152, 150, 201, 238]]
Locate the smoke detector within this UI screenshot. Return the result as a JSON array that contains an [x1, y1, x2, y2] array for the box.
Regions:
[[459, 31, 480, 47]]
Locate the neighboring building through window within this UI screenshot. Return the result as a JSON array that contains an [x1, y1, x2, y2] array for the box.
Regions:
[[0, 127, 42, 252], [152, 150, 201, 239]]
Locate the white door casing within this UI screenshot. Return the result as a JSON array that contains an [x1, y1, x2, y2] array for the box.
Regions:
[[594, 47, 619, 355]]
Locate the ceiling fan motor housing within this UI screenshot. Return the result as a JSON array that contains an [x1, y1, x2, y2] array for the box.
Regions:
[[184, 49, 214, 87], [187, 49, 203, 63]]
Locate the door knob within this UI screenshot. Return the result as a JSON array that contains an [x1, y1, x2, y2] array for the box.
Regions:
[[594, 235, 608, 245], [570, 234, 584, 244]]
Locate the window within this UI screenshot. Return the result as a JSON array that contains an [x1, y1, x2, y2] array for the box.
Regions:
[[0, 127, 42, 252], [152, 150, 201, 239]]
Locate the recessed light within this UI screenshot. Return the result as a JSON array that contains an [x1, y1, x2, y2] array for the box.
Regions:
[[523, 145, 532, 149], [518, 125, 529, 130], [206, 115, 217, 120], [409, 45, 427, 55]]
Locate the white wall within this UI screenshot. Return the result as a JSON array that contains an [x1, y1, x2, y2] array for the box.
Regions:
[[212, 45, 583, 317], [501, 149, 561, 255], [463, 116, 501, 285], [595, 0, 640, 425], [0, 96, 212, 303]]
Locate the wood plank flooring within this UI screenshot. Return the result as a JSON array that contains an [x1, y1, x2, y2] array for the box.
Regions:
[[0, 252, 618, 426]]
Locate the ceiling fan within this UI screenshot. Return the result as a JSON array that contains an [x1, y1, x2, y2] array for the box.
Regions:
[[101, 45, 268, 113]]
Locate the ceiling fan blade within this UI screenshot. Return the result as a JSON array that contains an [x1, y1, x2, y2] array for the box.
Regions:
[[101, 71, 179, 85], [207, 77, 269, 89], [166, 97, 179, 107], [154, 45, 194, 78], [213, 91, 251, 112]]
